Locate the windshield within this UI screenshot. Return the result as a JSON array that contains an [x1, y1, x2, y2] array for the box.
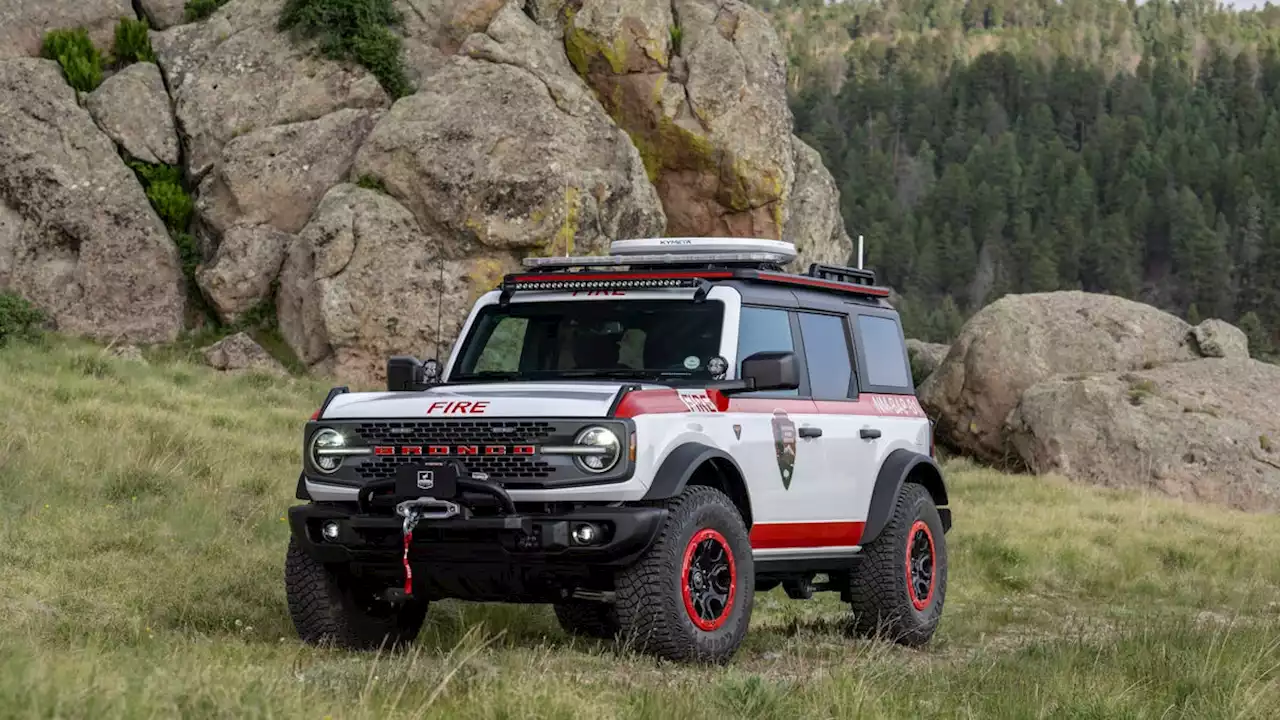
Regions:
[[450, 299, 725, 385]]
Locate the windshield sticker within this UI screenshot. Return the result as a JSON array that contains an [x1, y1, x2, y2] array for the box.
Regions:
[[677, 389, 719, 413], [771, 410, 797, 490], [682, 355, 701, 371]]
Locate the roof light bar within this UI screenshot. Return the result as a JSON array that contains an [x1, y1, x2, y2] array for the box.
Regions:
[[522, 251, 793, 269], [510, 276, 704, 290]]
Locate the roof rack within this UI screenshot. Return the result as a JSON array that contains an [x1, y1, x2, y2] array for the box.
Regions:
[[498, 236, 891, 306]]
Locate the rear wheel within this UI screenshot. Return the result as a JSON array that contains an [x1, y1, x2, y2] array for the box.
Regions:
[[285, 536, 428, 651], [614, 486, 754, 664], [553, 600, 619, 640], [846, 482, 946, 646]]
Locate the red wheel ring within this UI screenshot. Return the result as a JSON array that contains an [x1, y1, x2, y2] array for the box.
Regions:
[[680, 528, 737, 631], [905, 520, 936, 611]]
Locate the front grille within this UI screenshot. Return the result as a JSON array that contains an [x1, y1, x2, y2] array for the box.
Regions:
[[353, 420, 554, 446], [361, 455, 554, 481]]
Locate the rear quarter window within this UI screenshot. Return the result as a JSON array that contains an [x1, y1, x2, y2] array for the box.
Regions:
[[855, 314, 912, 391]]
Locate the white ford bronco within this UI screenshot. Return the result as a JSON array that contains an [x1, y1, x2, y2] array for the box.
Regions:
[[285, 237, 950, 664]]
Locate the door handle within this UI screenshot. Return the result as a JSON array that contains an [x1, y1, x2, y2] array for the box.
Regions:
[[798, 427, 823, 439], [859, 428, 881, 440]]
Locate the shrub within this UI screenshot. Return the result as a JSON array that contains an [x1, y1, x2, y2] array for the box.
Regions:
[[355, 174, 386, 193], [40, 28, 103, 93], [0, 293, 47, 345], [127, 161, 193, 234], [113, 18, 156, 65], [278, 0, 413, 99], [185, 0, 230, 22]]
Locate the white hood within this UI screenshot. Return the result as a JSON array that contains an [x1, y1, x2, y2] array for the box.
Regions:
[[319, 382, 636, 419]]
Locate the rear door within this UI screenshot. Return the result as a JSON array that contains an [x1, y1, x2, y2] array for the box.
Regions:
[[792, 309, 877, 546]]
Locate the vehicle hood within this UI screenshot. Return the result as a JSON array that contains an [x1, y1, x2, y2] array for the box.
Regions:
[[318, 382, 642, 420]]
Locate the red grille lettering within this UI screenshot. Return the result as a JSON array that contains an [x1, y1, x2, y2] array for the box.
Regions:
[[514, 445, 535, 455], [456, 446, 479, 455], [428, 445, 449, 455], [401, 446, 422, 455], [485, 446, 506, 455], [374, 446, 394, 456]]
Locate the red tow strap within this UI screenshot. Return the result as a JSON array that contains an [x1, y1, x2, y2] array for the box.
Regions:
[[402, 530, 414, 595]]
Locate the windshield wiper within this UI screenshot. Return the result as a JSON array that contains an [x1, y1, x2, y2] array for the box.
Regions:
[[451, 371, 522, 382], [558, 369, 695, 380]]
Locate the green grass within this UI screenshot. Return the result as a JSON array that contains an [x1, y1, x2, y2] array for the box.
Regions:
[[112, 18, 156, 65], [2, 337, 1279, 718], [185, 0, 230, 22]]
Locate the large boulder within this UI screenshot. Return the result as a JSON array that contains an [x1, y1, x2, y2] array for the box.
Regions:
[[1007, 359, 1280, 513], [194, 224, 294, 324], [0, 59, 184, 343], [0, 1, 134, 59], [906, 338, 949, 384], [785, 135, 852, 269], [352, 37, 665, 258], [564, 0, 795, 239], [1192, 318, 1249, 360], [278, 184, 513, 383], [195, 108, 384, 238], [202, 332, 288, 376], [151, 0, 390, 178], [138, 0, 188, 31], [919, 291, 1200, 461], [86, 62, 180, 166]]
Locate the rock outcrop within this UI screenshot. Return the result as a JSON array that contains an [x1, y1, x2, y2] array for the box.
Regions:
[[195, 224, 294, 324], [1007, 359, 1280, 513], [203, 332, 288, 375], [919, 291, 1200, 462], [151, 0, 390, 179], [0, 59, 185, 344], [353, 4, 666, 262], [785, 135, 853, 270], [562, 0, 796, 240], [0, 1, 134, 59], [278, 184, 509, 382], [86, 62, 180, 166]]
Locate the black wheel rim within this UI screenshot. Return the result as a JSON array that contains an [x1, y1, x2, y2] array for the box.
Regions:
[[907, 520, 935, 610], [682, 529, 736, 631]]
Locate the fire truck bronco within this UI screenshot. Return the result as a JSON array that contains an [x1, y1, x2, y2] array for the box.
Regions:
[[284, 237, 951, 664]]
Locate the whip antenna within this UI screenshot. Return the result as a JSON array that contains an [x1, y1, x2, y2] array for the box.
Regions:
[[857, 235, 864, 269]]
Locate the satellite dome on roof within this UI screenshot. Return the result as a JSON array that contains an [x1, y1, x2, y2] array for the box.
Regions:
[[609, 237, 798, 262]]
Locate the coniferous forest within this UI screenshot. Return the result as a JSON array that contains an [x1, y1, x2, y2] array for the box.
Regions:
[[749, 0, 1280, 357]]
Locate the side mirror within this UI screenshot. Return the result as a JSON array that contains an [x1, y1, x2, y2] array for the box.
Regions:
[[740, 351, 799, 392], [387, 356, 423, 392], [714, 350, 800, 395]]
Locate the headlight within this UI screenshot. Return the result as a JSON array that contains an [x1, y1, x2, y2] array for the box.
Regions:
[[573, 426, 621, 474], [309, 428, 346, 474]]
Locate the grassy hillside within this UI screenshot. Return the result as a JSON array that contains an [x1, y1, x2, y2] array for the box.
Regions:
[[2, 338, 1279, 718]]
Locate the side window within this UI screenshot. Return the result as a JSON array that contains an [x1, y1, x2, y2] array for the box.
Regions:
[[473, 317, 528, 372], [797, 311, 855, 400], [736, 306, 798, 396], [856, 315, 912, 389]]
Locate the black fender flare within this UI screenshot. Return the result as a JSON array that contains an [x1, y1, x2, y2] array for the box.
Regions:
[[641, 442, 752, 524], [862, 449, 950, 545]]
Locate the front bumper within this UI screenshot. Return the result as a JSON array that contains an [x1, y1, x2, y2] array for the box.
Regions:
[[288, 503, 667, 569]]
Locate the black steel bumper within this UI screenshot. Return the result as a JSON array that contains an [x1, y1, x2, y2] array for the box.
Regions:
[[288, 503, 668, 569]]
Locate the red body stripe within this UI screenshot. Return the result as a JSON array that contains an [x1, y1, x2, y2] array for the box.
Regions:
[[749, 521, 865, 549], [613, 390, 924, 418]]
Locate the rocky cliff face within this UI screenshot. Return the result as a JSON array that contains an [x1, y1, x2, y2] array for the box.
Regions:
[[1, 0, 853, 379]]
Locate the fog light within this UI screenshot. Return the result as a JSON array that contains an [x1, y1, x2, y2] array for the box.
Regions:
[[321, 521, 340, 540], [571, 523, 598, 545]]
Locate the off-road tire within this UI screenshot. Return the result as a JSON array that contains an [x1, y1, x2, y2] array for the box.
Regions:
[[847, 482, 946, 646], [553, 600, 620, 640], [614, 485, 754, 664], [285, 536, 428, 651]]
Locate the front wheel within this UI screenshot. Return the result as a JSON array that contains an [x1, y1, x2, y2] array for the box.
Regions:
[[285, 536, 428, 651], [613, 486, 754, 664], [846, 482, 947, 646]]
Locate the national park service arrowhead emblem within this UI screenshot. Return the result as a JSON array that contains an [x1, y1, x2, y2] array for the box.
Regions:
[[771, 410, 797, 489], [732, 424, 742, 440]]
